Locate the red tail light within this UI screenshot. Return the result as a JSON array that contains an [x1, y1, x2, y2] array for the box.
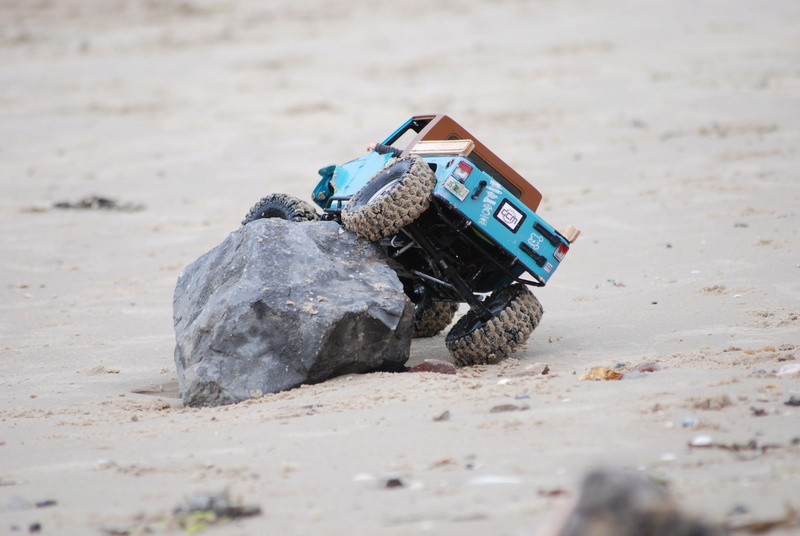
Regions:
[[453, 161, 473, 182], [554, 242, 569, 261]]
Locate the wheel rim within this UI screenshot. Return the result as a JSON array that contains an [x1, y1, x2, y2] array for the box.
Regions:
[[260, 208, 287, 219], [463, 299, 507, 335], [367, 178, 401, 204]]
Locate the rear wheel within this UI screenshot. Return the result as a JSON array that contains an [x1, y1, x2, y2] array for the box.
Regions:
[[445, 284, 543, 367], [341, 156, 436, 242], [413, 301, 460, 338], [242, 193, 320, 225]]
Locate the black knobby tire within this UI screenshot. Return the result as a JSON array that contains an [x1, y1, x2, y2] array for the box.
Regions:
[[445, 284, 543, 367], [341, 156, 436, 242], [413, 301, 460, 338], [242, 193, 320, 226]]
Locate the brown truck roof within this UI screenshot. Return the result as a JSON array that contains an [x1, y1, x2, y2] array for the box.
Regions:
[[400, 114, 542, 212]]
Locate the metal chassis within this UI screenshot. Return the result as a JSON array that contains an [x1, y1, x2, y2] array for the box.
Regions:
[[323, 195, 544, 323]]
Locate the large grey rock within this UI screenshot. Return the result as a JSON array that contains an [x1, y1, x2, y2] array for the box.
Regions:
[[173, 219, 414, 407]]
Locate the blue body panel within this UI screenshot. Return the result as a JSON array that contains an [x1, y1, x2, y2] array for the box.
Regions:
[[312, 152, 393, 208], [314, 151, 567, 285], [425, 156, 566, 284]]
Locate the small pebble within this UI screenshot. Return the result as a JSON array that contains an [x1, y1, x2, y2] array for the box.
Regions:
[[383, 477, 404, 489], [778, 364, 800, 376], [729, 504, 749, 515], [690, 435, 713, 447], [433, 410, 450, 422], [490, 403, 529, 414], [633, 361, 660, 373]]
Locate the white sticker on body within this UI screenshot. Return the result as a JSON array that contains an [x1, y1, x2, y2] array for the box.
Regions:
[[478, 203, 493, 226], [443, 176, 469, 201], [487, 180, 503, 194], [527, 233, 544, 250], [496, 203, 523, 230]]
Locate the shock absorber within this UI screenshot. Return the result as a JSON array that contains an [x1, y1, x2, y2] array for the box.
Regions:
[[403, 223, 492, 322]]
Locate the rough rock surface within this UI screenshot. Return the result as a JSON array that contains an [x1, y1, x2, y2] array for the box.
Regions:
[[173, 219, 414, 407]]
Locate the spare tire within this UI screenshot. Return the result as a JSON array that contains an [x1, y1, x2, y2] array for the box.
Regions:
[[445, 284, 543, 367], [341, 156, 436, 242], [242, 193, 320, 225]]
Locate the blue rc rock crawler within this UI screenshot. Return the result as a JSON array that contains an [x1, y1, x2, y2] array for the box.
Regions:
[[242, 114, 579, 366]]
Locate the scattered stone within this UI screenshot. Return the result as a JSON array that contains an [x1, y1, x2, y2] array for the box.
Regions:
[[784, 395, 800, 407], [688, 438, 784, 460], [379, 475, 405, 489], [777, 363, 800, 376], [728, 503, 750, 515], [690, 435, 714, 447], [690, 394, 733, 411], [682, 416, 699, 428], [173, 491, 261, 532], [430, 458, 456, 469], [173, 219, 414, 407], [538, 487, 568, 498], [52, 196, 144, 212], [743, 345, 776, 355], [433, 410, 451, 422], [490, 403, 529, 413], [579, 366, 623, 381], [408, 359, 457, 375], [632, 361, 660, 373]]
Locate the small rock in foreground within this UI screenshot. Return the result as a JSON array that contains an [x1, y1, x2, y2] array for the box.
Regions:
[[538, 468, 725, 536]]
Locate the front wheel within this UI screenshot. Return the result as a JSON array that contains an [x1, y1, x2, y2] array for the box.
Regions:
[[341, 156, 436, 242], [445, 284, 543, 367], [242, 193, 320, 226]]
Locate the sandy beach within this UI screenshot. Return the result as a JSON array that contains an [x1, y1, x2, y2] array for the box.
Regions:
[[1, 0, 799, 534]]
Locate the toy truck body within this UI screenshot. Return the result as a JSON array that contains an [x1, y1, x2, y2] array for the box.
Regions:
[[244, 114, 578, 366]]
